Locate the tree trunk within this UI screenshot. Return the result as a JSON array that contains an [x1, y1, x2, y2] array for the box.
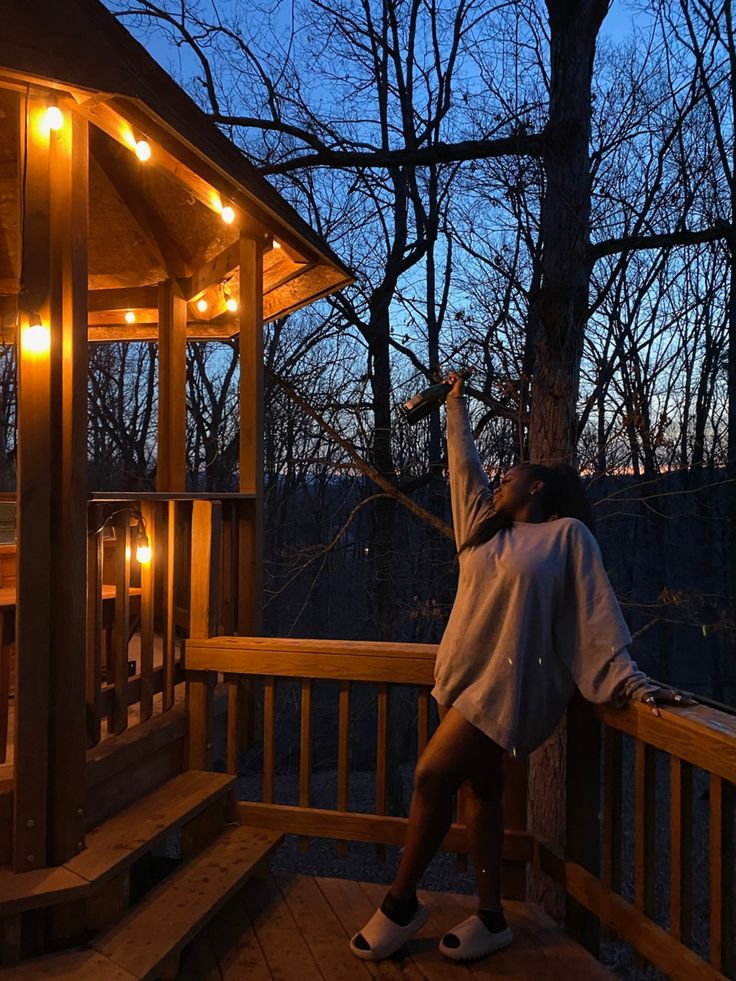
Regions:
[[526, 0, 609, 919]]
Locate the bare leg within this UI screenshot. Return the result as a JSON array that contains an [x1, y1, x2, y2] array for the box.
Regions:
[[464, 754, 505, 910], [390, 707, 503, 902]]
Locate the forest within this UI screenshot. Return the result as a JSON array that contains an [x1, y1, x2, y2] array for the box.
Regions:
[[1, 0, 734, 824]]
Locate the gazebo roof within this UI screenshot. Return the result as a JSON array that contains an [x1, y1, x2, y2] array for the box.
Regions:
[[0, 0, 353, 335]]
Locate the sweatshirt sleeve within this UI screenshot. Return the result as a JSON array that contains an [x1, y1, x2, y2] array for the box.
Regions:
[[445, 396, 495, 550], [556, 519, 660, 707]]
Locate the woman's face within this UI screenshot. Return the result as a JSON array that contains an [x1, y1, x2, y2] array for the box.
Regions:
[[492, 465, 540, 518]]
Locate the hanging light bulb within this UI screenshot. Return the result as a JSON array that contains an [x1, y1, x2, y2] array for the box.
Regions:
[[21, 314, 50, 355], [225, 295, 238, 313], [273, 240, 282, 249], [196, 298, 208, 313], [135, 140, 152, 162], [125, 310, 136, 324], [221, 205, 235, 224], [45, 106, 63, 131], [134, 519, 151, 564]]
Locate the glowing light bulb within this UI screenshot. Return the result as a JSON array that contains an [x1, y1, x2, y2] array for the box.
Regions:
[[136, 540, 152, 564], [135, 140, 151, 162], [125, 310, 136, 324], [46, 107, 63, 131], [22, 319, 50, 355], [133, 520, 151, 564], [196, 298, 208, 313], [273, 240, 282, 249], [225, 296, 238, 312], [221, 205, 235, 224]]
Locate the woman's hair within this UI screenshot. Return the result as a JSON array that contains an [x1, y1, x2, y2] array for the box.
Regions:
[[459, 462, 595, 553]]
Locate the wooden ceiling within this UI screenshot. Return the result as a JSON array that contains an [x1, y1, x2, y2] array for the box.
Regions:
[[0, 0, 353, 342]]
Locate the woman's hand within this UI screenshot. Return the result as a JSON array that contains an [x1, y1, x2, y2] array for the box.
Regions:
[[446, 370, 465, 398], [643, 687, 697, 717]]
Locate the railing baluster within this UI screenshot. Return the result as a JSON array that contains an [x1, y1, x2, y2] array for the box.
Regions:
[[263, 676, 275, 804], [337, 680, 350, 857], [85, 528, 103, 748], [670, 756, 693, 946], [110, 511, 130, 735], [163, 500, 176, 711], [634, 740, 656, 969], [710, 773, 735, 975], [375, 683, 388, 861], [226, 677, 240, 775], [139, 501, 154, 722], [602, 726, 622, 940], [299, 677, 313, 853]]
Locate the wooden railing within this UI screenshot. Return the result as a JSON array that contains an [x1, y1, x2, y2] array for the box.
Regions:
[[85, 493, 255, 749], [185, 635, 531, 898], [0, 493, 255, 764], [186, 624, 736, 981]]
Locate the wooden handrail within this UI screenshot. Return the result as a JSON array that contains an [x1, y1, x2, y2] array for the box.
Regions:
[[596, 700, 736, 783]]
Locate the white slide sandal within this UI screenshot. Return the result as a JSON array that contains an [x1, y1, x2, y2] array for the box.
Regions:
[[439, 913, 513, 961], [349, 901, 429, 961]]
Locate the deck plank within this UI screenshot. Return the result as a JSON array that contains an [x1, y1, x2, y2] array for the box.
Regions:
[[272, 869, 373, 981], [206, 893, 274, 981], [240, 871, 325, 981], [0, 949, 136, 979]]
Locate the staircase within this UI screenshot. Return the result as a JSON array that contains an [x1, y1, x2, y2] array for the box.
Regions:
[[0, 772, 283, 979]]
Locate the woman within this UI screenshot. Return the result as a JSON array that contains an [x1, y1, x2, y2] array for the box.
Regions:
[[350, 371, 693, 964]]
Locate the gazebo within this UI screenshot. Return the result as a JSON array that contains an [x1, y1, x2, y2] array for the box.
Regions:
[[0, 2, 733, 979], [0, 0, 350, 881]]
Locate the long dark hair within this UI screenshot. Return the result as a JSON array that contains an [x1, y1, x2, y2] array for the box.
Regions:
[[459, 462, 595, 553]]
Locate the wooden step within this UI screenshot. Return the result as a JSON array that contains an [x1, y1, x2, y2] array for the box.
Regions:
[[92, 825, 283, 980], [0, 826, 282, 980], [0, 770, 235, 915]]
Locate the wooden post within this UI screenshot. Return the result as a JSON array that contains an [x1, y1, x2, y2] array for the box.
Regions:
[[565, 693, 601, 955], [15, 95, 88, 870], [157, 279, 187, 492], [186, 500, 221, 770], [237, 235, 264, 634]]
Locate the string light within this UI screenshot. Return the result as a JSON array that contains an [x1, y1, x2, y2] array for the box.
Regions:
[[124, 310, 136, 324], [225, 295, 238, 313], [45, 106, 63, 131], [135, 140, 151, 162], [134, 520, 152, 564], [273, 240, 282, 249], [221, 205, 235, 224], [21, 315, 50, 355], [196, 298, 208, 313]]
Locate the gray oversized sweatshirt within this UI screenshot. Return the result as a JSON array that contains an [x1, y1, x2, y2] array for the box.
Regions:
[[431, 397, 657, 756]]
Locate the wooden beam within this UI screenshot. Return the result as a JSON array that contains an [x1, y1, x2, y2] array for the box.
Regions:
[[90, 128, 190, 279], [237, 237, 263, 636], [183, 241, 240, 301], [88, 323, 238, 343], [14, 90, 52, 873], [46, 107, 89, 864], [156, 280, 187, 492], [88, 286, 159, 312]]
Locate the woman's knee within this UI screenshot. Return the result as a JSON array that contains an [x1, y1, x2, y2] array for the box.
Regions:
[[413, 755, 459, 800]]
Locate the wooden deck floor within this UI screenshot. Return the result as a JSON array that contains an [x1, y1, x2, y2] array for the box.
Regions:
[[178, 871, 617, 981]]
